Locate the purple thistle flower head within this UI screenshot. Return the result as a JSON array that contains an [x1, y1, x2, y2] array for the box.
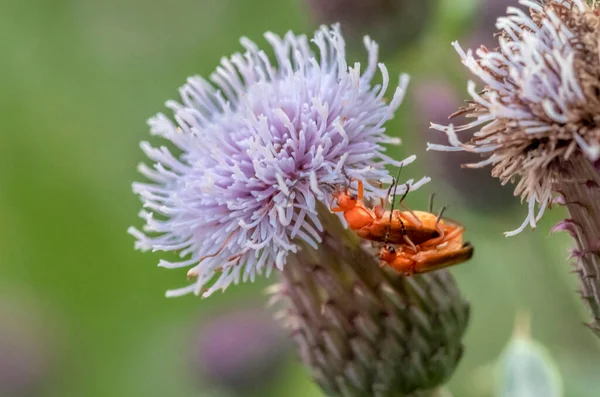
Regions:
[[129, 25, 427, 298]]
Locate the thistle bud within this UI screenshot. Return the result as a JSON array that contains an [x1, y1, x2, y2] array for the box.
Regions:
[[271, 210, 470, 396]]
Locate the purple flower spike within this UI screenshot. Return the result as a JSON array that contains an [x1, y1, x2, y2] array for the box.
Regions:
[[129, 25, 428, 298]]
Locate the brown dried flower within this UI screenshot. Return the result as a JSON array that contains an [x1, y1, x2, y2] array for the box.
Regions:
[[429, 0, 600, 334]]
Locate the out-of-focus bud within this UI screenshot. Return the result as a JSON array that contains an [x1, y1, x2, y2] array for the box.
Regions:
[[302, 0, 435, 54], [496, 314, 562, 397], [475, 0, 519, 33], [415, 80, 514, 212], [0, 292, 56, 397], [191, 308, 290, 394], [466, 0, 520, 48]]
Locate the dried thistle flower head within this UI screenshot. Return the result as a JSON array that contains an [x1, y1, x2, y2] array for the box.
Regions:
[[430, 0, 600, 236], [429, 0, 600, 335]]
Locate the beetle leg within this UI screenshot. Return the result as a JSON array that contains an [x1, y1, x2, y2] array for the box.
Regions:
[[380, 178, 396, 208], [422, 225, 464, 249], [330, 195, 345, 212], [373, 205, 385, 219], [395, 183, 423, 226], [429, 192, 436, 213], [434, 205, 448, 239], [403, 235, 418, 253], [384, 177, 405, 243], [387, 256, 414, 275], [396, 182, 411, 206], [348, 178, 365, 201]]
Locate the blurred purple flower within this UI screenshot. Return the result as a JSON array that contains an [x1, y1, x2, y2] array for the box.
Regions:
[[466, 0, 523, 52], [414, 80, 513, 211], [0, 296, 54, 397], [129, 24, 427, 298], [302, 0, 434, 54], [475, 0, 520, 34], [192, 309, 289, 393]]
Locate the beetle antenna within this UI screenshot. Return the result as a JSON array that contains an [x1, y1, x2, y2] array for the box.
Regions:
[[429, 193, 436, 213], [383, 179, 396, 207], [389, 166, 404, 211], [436, 205, 448, 226], [385, 166, 405, 244]]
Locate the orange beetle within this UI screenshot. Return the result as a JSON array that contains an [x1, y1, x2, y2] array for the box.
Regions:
[[329, 178, 440, 246], [330, 174, 473, 275], [377, 215, 474, 275]]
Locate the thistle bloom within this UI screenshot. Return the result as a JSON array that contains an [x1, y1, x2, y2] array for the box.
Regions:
[[129, 24, 428, 297], [130, 25, 470, 395], [429, 0, 600, 334]]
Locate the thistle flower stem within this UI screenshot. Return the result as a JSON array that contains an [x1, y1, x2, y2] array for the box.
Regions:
[[557, 156, 600, 336], [274, 209, 469, 397]]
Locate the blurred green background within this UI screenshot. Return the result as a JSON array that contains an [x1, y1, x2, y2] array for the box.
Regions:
[[1, 0, 599, 396]]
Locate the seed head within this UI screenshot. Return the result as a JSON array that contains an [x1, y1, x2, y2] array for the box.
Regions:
[[429, 0, 600, 236], [427, 0, 600, 337]]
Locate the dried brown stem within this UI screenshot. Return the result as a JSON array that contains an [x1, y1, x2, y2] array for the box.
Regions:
[[556, 155, 600, 337]]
